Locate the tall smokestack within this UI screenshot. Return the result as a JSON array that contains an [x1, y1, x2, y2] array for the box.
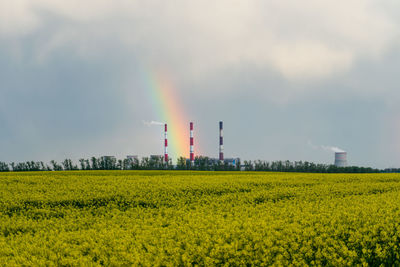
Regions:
[[164, 124, 168, 163], [190, 122, 194, 165], [219, 121, 224, 162]]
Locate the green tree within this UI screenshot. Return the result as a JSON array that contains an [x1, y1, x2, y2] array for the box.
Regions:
[[176, 157, 186, 170]]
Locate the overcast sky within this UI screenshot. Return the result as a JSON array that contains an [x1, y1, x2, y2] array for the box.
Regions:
[[1, 0, 400, 168]]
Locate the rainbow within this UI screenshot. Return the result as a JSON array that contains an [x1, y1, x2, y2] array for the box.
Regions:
[[146, 69, 189, 161]]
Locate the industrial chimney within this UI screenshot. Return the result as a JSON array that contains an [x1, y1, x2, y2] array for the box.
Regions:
[[219, 121, 224, 162], [190, 122, 194, 165], [164, 124, 168, 163], [334, 152, 347, 167]]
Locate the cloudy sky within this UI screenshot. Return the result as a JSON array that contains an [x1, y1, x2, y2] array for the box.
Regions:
[[1, 0, 400, 168]]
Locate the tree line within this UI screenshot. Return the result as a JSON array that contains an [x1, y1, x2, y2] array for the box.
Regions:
[[0, 156, 387, 173]]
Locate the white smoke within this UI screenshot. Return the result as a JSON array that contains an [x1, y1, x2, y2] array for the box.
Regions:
[[308, 141, 345, 153], [321, 146, 346, 153], [143, 120, 164, 126]]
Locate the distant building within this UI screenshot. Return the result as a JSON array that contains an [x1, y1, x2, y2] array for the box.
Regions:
[[209, 157, 241, 167], [150, 155, 163, 160], [101, 156, 116, 161], [150, 155, 167, 163], [224, 158, 240, 167], [126, 155, 139, 165]]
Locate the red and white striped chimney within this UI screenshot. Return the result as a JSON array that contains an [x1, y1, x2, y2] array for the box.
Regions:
[[219, 121, 224, 162], [164, 123, 168, 163], [190, 122, 194, 165]]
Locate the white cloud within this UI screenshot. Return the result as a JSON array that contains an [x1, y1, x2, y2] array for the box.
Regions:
[[0, 0, 398, 81]]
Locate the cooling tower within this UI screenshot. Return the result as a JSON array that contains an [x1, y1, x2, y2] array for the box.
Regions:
[[334, 152, 347, 167]]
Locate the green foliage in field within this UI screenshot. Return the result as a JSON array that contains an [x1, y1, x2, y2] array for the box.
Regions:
[[0, 171, 400, 266]]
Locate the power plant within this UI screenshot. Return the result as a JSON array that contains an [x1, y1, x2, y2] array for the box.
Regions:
[[153, 121, 349, 169], [153, 120, 240, 167], [334, 152, 348, 167]]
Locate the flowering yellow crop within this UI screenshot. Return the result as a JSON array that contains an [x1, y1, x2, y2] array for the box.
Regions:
[[0, 171, 399, 265]]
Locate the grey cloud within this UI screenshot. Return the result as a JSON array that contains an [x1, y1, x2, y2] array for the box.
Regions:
[[2, 0, 398, 82]]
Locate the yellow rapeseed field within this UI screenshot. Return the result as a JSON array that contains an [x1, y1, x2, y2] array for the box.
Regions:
[[0, 171, 400, 266]]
